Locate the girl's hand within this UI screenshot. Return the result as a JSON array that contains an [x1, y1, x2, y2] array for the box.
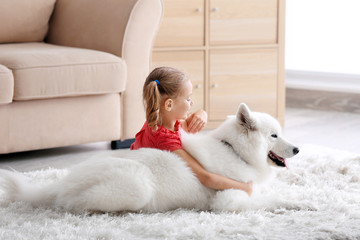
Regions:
[[245, 181, 253, 197], [186, 109, 208, 133]]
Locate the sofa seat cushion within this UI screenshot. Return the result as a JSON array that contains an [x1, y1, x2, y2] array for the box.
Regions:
[[0, 64, 14, 104], [0, 42, 126, 101]]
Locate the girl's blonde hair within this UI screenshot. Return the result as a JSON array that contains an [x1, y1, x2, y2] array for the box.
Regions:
[[143, 66, 188, 131]]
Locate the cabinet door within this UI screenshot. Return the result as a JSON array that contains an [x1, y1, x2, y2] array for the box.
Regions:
[[209, 49, 278, 120], [210, 0, 278, 45], [154, 0, 204, 47], [152, 51, 205, 112]]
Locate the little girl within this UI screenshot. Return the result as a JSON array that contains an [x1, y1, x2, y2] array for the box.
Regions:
[[131, 67, 252, 196]]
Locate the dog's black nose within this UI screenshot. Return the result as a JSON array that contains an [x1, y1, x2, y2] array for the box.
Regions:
[[293, 147, 300, 155]]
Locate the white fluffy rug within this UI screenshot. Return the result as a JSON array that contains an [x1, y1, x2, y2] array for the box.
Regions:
[[1, 144, 360, 240]]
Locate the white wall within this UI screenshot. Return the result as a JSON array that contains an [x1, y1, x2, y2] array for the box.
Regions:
[[286, 0, 360, 75]]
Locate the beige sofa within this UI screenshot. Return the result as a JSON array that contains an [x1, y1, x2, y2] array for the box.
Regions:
[[0, 0, 163, 154]]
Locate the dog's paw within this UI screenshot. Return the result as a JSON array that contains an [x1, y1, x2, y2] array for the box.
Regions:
[[210, 189, 250, 212]]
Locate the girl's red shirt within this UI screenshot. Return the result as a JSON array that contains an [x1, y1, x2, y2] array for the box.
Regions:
[[130, 120, 183, 152]]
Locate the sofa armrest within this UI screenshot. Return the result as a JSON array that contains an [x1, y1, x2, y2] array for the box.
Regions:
[[120, 0, 163, 140], [46, 0, 163, 140]]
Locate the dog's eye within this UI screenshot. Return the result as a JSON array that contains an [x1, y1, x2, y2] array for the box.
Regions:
[[271, 134, 278, 138]]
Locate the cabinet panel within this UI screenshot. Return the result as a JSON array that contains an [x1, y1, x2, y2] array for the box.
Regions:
[[209, 49, 278, 120], [210, 0, 278, 45], [152, 51, 205, 112], [154, 0, 204, 47]]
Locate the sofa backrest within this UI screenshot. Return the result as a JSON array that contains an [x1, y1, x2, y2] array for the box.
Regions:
[[46, 0, 138, 57], [0, 0, 56, 43]]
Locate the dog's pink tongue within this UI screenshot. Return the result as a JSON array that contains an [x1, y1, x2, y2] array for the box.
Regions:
[[284, 159, 288, 169]]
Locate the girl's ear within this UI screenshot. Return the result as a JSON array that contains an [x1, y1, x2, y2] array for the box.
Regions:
[[164, 99, 173, 111]]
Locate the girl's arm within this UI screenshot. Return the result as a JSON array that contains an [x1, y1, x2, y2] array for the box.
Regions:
[[173, 149, 253, 196]]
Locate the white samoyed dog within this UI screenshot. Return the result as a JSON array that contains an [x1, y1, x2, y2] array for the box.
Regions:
[[0, 103, 299, 213]]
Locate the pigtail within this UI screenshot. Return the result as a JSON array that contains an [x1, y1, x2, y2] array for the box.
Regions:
[[143, 80, 160, 131]]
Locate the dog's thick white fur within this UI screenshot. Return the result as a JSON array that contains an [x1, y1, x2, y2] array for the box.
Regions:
[[0, 103, 299, 213]]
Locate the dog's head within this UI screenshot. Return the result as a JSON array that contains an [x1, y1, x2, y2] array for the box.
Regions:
[[216, 103, 299, 168]]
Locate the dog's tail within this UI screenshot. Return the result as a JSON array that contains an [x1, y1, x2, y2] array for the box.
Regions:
[[0, 169, 56, 207]]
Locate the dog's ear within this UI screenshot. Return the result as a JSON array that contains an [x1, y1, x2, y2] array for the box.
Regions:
[[236, 103, 257, 130]]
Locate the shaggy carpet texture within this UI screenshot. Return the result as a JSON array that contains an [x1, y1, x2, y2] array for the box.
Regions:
[[0, 144, 359, 240]]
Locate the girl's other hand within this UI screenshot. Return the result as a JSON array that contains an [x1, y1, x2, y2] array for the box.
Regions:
[[186, 110, 208, 133]]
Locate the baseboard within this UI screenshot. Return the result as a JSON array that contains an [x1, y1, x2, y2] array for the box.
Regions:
[[286, 70, 360, 93], [286, 70, 360, 113]]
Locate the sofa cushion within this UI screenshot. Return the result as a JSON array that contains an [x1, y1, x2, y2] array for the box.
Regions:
[[0, 42, 126, 101], [0, 64, 14, 104], [0, 0, 56, 43]]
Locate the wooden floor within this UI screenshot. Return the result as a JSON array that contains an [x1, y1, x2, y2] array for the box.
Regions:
[[0, 107, 359, 172], [283, 107, 360, 154], [286, 88, 360, 113]]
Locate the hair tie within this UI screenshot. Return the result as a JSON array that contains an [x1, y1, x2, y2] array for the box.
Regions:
[[154, 80, 159, 85]]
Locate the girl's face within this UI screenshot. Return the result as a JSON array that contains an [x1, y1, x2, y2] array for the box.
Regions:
[[172, 80, 194, 120]]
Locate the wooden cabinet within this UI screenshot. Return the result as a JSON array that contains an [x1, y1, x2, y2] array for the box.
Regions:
[[152, 0, 285, 127]]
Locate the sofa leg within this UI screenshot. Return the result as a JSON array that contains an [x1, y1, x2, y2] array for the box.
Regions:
[[111, 139, 135, 150]]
